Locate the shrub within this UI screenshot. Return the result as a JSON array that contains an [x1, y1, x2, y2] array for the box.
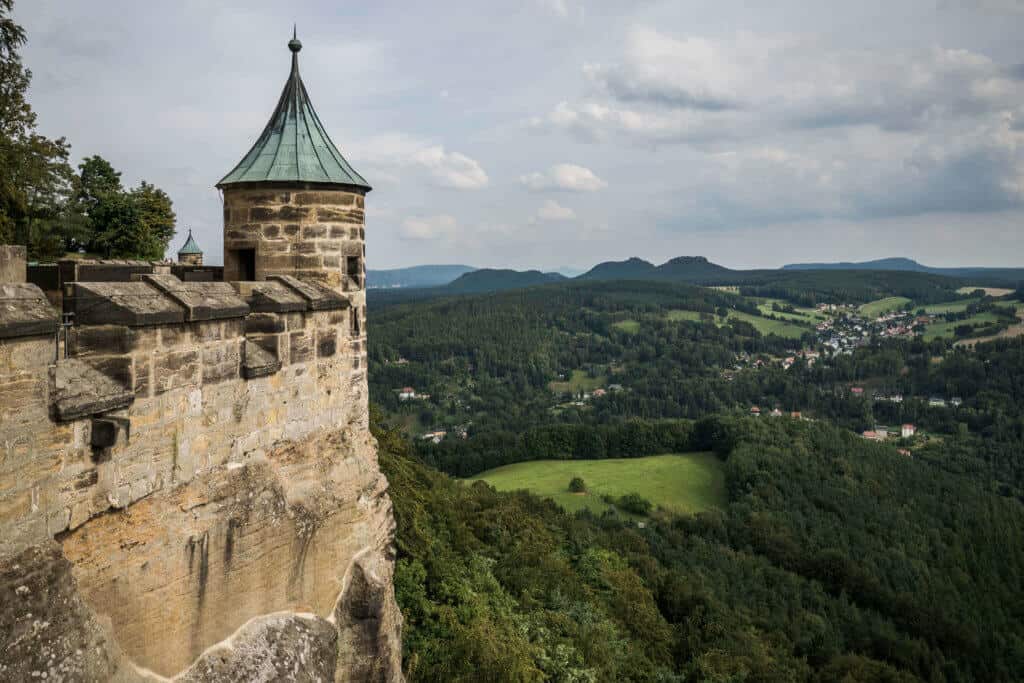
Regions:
[[568, 477, 587, 493], [617, 492, 653, 516]]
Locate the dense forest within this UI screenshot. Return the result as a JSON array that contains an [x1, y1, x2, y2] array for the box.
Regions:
[[377, 409, 1024, 681]]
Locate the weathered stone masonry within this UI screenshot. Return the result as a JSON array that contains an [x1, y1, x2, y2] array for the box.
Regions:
[[0, 273, 398, 680], [0, 32, 398, 682], [223, 187, 366, 292]]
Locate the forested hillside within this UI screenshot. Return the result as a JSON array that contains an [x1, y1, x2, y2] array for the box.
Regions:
[[377, 410, 1024, 681]]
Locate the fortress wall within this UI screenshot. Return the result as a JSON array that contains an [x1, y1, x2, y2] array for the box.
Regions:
[[0, 277, 396, 680]]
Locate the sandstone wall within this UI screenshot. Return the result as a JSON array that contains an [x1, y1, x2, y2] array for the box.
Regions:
[[222, 186, 366, 293], [0, 277, 399, 681]]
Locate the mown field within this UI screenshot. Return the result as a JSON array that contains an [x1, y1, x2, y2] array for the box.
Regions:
[[663, 308, 810, 339], [467, 453, 726, 515], [858, 296, 912, 317]]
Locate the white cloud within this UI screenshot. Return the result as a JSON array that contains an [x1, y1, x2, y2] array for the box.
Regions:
[[536, 199, 576, 221], [537, 27, 1024, 143], [347, 133, 489, 190], [399, 214, 458, 241], [520, 163, 608, 192]]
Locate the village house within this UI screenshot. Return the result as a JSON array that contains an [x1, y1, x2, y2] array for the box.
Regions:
[[750, 406, 761, 417], [398, 387, 416, 401], [420, 430, 447, 444], [592, 388, 607, 398], [901, 424, 916, 438]]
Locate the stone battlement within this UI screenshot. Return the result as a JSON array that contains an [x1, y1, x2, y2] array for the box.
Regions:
[[0, 275, 384, 678], [1, 275, 367, 551]]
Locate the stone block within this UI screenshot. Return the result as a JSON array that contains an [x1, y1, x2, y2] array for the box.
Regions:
[[289, 332, 313, 364], [245, 313, 285, 335], [302, 225, 328, 239], [0, 284, 59, 339], [294, 191, 355, 206], [317, 329, 337, 358], [68, 325, 131, 356], [153, 350, 200, 395], [242, 340, 281, 379]]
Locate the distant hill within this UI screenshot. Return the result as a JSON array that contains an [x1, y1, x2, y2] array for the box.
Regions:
[[580, 256, 737, 284], [783, 257, 1024, 283], [653, 256, 736, 282], [578, 257, 657, 281], [446, 269, 567, 294], [367, 264, 476, 289]]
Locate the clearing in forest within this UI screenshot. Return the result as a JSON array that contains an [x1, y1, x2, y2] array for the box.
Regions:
[[468, 453, 727, 516], [858, 297, 912, 317], [548, 369, 607, 394], [957, 286, 1015, 297]]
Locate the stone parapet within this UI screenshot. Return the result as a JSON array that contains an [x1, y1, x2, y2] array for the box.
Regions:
[[0, 283, 59, 339]]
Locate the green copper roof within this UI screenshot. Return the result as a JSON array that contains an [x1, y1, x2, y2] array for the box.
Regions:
[[178, 229, 203, 255], [217, 31, 371, 191]]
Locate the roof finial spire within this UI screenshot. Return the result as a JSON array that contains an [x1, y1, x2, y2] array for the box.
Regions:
[[289, 25, 302, 53]]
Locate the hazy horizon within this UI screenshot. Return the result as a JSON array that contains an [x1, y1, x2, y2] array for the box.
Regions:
[[16, 0, 1024, 271]]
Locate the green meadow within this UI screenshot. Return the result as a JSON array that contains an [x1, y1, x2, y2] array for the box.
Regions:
[[468, 453, 727, 516], [858, 297, 912, 317]]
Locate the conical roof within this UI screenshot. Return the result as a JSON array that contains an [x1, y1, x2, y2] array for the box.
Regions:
[[217, 31, 371, 191], [177, 229, 202, 255]]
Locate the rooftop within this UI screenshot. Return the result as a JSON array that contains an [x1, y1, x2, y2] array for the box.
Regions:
[[177, 229, 202, 255], [217, 30, 371, 191]]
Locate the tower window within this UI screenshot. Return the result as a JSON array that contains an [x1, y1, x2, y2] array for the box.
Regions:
[[346, 256, 362, 289], [350, 307, 361, 336], [228, 248, 256, 281]]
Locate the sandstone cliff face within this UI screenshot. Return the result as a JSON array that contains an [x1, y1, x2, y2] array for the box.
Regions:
[[0, 279, 403, 681]]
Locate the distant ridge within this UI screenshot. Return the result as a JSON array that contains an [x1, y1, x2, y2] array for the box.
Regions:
[[579, 255, 736, 283], [577, 257, 657, 281], [367, 264, 475, 289], [446, 269, 567, 294], [783, 257, 1024, 281]]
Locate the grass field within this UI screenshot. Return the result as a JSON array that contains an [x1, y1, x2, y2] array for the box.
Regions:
[[923, 298, 978, 314], [923, 312, 1002, 340], [664, 308, 809, 339], [725, 310, 810, 339], [612, 319, 640, 333], [858, 297, 912, 317], [665, 309, 705, 322], [958, 286, 1015, 297], [548, 369, 607, 394], [468, 453, 726, 516], [754, 299, 828, 324]]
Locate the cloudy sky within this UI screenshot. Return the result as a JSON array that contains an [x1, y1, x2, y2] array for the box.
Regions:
[[16, 0, 1024, 271]]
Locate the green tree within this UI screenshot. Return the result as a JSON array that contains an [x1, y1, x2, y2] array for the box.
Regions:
[[0, 0, 79, 258], [90, 191, 162, 259], [568, 476, 586, 493], [130, 180, 176, 256]]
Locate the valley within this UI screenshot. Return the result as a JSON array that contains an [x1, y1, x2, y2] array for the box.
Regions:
[[369, 261, 1024, 680]]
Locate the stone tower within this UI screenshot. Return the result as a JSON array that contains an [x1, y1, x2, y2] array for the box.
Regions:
[[176, 228, 203, 265], [218, 30, 370, 297]]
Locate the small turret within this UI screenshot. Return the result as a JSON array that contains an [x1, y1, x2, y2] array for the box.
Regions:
[[176, 229, 203, 266]]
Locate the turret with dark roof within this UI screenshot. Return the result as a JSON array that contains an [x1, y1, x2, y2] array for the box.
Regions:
[[217, 29, 370, 191], [177, 229, 203, 265]]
